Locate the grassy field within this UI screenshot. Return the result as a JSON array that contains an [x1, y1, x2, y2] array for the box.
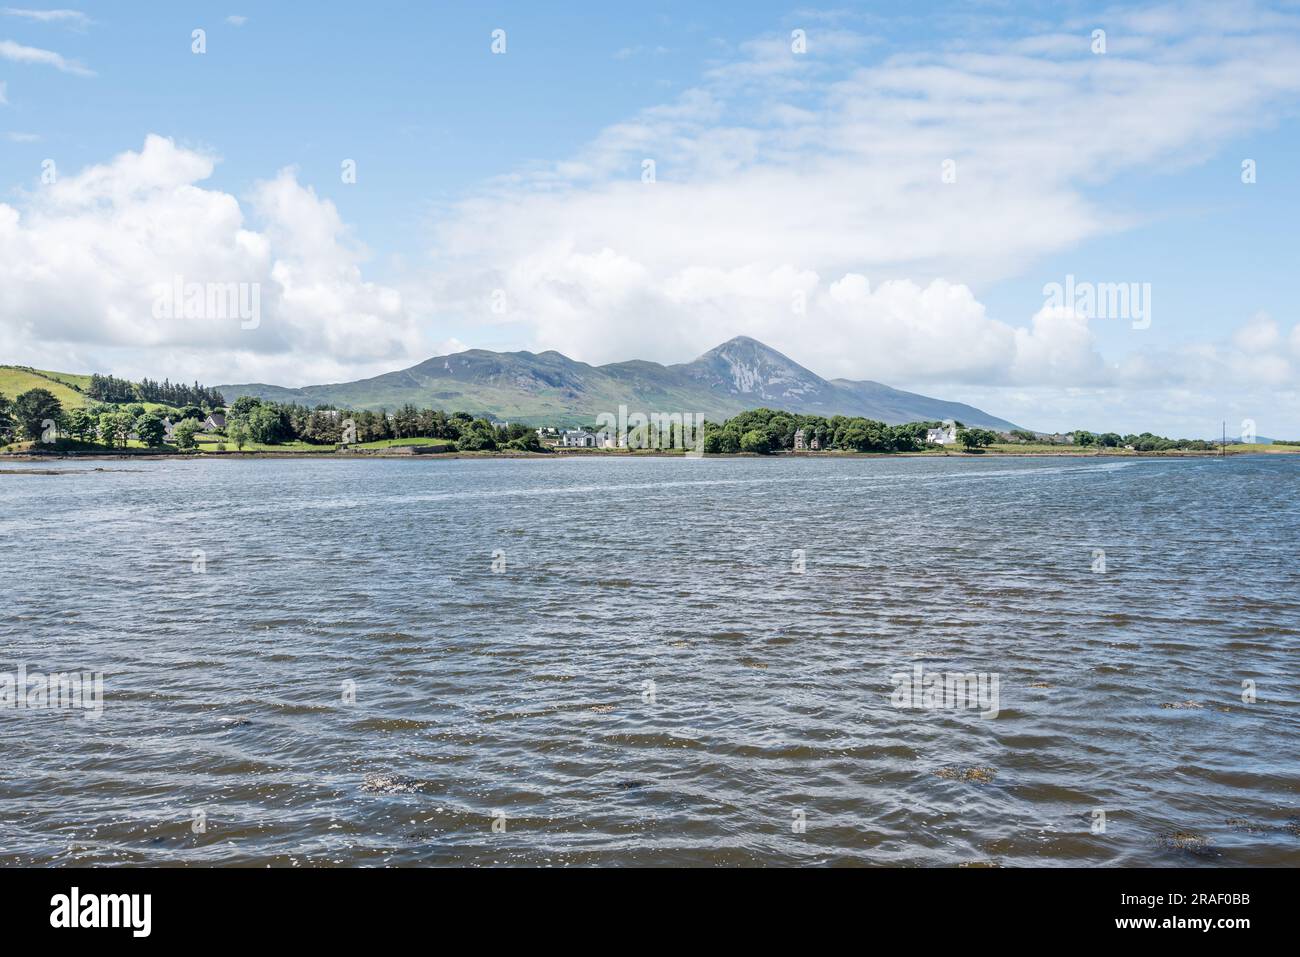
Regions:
[[353, 437, 456, 450], [31, 369, 93, 392], [0, 367, 196, 419], [0, 366, 92, 409], [194, 435, 455, 453], [193, 434, 334, 453]]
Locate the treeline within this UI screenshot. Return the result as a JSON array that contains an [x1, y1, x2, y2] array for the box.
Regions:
[[701, 409, 947, 454], [1072, 430, 1217, 452], [0, 384, 1256, 458], [222, 397, 542, 452], [0, 388, 184, 448], [87, 373, 224, 409], [0, 387, 544, 452]]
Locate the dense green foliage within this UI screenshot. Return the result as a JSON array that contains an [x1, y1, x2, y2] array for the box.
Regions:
[[0, 391, 12, 441], [701, 409, 940, 454], [173, 418, 201, 450], [134, 415, 166, 448], [219, 397, 541, 452], [957, 427, 998, 450], [1072, 429, 1216, 452], [12, 388, 62, 440]]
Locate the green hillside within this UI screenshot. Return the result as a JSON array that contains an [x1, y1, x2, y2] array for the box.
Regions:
[[0, 367, 202, 416], [0, 366, 93, 408]]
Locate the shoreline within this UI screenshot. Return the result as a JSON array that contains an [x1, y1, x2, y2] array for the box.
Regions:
[[3, 446, 1297, 464]]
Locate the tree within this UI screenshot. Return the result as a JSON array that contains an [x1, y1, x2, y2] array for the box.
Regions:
[[703, 426, 739, 454], [0, 391, 13, 441], [246, 404, 290, 444], [507, 431, 543, 452], [839, 420, 891, 452], [13, 388, 63, 441], [226, 421, 249, 450], [739, 429, 771, 454], [228, 395, 263, 420], [957, 427, 996, 451], [100, 411, 134, 448], [173, 418, 202, 450], [456, 419, 498, 451], [300, 411, 332, 444], [135, 414, 166, 448], [890, 422, 928, 451], [65, 408, 95, 441]]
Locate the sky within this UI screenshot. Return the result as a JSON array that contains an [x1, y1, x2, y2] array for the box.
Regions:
[[2, 0, 1300, 437]]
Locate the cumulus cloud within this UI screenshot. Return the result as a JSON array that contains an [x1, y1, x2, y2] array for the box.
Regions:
[[0, 135, 413, 384], [948, 307, 1300, 436], [419, 0, 1300, 403]]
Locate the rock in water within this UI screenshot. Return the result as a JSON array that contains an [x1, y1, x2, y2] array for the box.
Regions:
[[362, 773, 429, 794]]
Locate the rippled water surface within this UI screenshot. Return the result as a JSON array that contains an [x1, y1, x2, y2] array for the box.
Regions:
[[1, 454, 1297, 866]]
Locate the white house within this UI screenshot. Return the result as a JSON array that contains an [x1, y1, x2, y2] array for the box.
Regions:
[[560, 429, 597, 447], [202, 413, 226, 432], [926, 422, 958, 445]]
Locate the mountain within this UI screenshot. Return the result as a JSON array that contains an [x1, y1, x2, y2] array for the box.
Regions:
[[216, 336, 1020, 429]]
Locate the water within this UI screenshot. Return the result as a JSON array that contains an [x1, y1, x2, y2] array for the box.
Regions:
[[1, 454, 1296, 866]]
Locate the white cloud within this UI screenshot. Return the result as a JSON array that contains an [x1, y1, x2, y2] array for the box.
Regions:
[[0, 38, 93, 75], [226, 15, 247, 27], [2, 8, 91, 30], [1232, 312, 1281, 353], [0, 135, 413, 384], [944, 307, 1300, 437], [419, 1, 1300, 405]]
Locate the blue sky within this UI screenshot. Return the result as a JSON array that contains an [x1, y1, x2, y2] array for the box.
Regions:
[[3, 1, 1300, 436]]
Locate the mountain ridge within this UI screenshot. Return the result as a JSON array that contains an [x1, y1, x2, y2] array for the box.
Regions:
[[215, 336, 1021, 430]]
